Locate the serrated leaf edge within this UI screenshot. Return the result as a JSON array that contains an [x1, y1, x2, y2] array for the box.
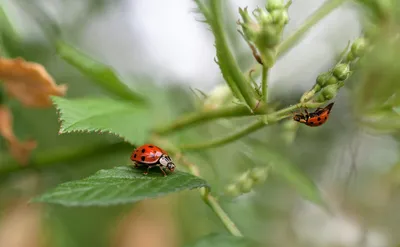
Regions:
[[52, 96, 136, 145], [31, 167, 210, 207]]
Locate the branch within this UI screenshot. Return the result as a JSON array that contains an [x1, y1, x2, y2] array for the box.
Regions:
[[195, 0, 258, 109], [180, 120, 264, 150], [178, 155, 243, 237], [277, 0, 348, 57], [156, 0, 348, 136], [261, 66, 269, 103], [179, 102, 323, 150], [154, 104, 266, 135]]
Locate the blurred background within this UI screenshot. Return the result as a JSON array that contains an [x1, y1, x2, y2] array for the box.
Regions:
[[0, 0, 399, 247]]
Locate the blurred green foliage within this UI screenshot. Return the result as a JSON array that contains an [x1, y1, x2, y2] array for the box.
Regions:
[[0, 0, 400, 247]]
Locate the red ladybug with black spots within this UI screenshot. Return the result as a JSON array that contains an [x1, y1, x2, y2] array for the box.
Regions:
[[130, 144, 176, 176], [293, 102, 334, 127]]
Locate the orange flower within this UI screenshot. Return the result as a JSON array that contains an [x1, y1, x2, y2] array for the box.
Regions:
[[0, 57, 67, 165]]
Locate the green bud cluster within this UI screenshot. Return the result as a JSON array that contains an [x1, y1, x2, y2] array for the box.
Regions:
[[238, 0, 291, 67], [301, 37, 369, 103], [224, 166, 269, 197]]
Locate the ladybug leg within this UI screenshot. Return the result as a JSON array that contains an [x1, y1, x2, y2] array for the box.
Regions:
[[158, 166, 167, 177], [143, 165, 155, 175], [134, 162, 139, 168]]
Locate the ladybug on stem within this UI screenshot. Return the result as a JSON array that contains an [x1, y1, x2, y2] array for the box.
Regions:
[[293, 102, 334, 127], [130, 144, 176, 177]]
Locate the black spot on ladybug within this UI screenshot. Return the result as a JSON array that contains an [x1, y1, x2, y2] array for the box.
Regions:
[[324, 117, 327, 120], [309, 121, 314, 125], [134, 154, 137, 158], [141, 149, 145, 153], [317, 117, 321, 121], [149, 145, 154, 148], [141, 156, 146, 161]]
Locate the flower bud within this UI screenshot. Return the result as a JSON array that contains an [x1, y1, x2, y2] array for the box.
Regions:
[[351, 37, 368, 58], [224, 184, 241, 197], [325, 75, 338, 86], [259, 47, 277, 67], [238, 4, 290, 67], [270, 9, 289, 26], [346, 52, 355, 62], [333, 63, 350, 81], [266, 0, 286, 12], [300, 84, 321, 102], [316, 84, 338, 102], [316, 73, 330, 87], [239, 179, 254, 193], [237, 171, 253, 193], [250, 167, 269, 184]]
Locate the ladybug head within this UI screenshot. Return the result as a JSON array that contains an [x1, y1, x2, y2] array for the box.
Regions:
[[159, 155, 176, 172], [293, 114, 306, 123]]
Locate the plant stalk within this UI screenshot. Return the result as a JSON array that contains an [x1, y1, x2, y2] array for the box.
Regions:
[[208, 0, 258, 109], [261, 66, 269, 103], [180, 120, 264, 150], [184, 158, 243, 237], [179, 102, 323, 150], [154, 104, 265, 135], [277, 0, 348, 57]]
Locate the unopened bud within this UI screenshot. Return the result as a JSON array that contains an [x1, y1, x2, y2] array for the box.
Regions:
[[250, 167, 269, 184], [351, 37, 368, 58], [270, 10, 289, 26], [346, 52, 355, 62], [266, 0, 286, 12], [224, 184, 241, 197], [316, 73, 330, 87], [316, 84, 338, 102], [325, 75, 338, 86], [333, 63, 350, 81], [237, 171, 253, 193]]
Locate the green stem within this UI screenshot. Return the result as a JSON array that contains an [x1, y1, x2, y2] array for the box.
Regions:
[[155, 0, 347, 136], [261, 66, 269, 103], [194, 0, 245, 101], [180, 120, 264, 150], [179, 102, 323, 151], [203, 191, 242, 236], [208, 0, 257, 109], [0, 142, 132, 176], [277, 0, 348, 57], [186, 161, 242, 237], [154, 104, 266, 135]]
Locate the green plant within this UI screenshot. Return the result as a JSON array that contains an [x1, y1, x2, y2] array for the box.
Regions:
[[1, 0, 400, 246]]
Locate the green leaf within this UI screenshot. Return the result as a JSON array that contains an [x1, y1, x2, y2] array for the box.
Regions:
[[56, 40, 145, 103], [53, 96, 152, 144], [33, 166, 209, 206], [184, 233, 262, 247]]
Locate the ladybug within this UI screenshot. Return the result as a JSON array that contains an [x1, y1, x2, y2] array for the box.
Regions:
[[130, 144, 176, 176], [293, 102, 334, 127]]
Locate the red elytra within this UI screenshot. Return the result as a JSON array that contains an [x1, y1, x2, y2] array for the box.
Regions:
[[293, 102, 334, 127], [130, 144, 175, 177]]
